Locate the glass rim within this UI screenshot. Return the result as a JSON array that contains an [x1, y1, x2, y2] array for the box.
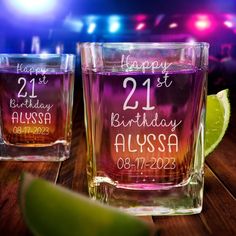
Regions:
[[0, 53, 75, 58], [80, 42, 209, 49]]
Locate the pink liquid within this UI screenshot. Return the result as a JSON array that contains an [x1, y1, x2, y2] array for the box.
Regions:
[[84, 69, 206, 188], [0, 70, 73, 146]]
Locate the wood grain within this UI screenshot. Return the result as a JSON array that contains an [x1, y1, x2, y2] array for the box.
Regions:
[[57, 84, 88, 195], [0, 86, 235, 235], [153, 215, 209, 236], [206, 134, 236, 197], [152, 164, 236, 236], [206, 93, 236, 197], [0, 162, 60, 236], [199, 166, 236, 236], [57, 117, 88, 195]]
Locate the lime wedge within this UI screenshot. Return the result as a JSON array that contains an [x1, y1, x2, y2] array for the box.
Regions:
[[19, 173, 157, 236], [205, 89, 230, 156]]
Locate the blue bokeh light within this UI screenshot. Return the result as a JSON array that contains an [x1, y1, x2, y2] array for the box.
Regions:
[[6, 0, 57, 16], [108, 16, 121, 33], [109, 22, 120, 33], [64, 16, 84, 32], [87, 22, 96, 34]]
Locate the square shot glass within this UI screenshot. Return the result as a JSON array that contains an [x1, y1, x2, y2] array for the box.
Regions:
[[0, 54, 75, 161], [81, 42, 209, 215]]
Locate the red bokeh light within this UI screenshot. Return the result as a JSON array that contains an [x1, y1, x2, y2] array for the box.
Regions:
[[135, 14, 147, 22], [169, 22, 178, 29], [195, 18, 211, 30], [188, 14, 216, 34], [136, 22, 145, 30], [224, 20, 233, 28]]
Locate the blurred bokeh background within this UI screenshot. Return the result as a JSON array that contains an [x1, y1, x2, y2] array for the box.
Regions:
[[1, 0, 236, 93]]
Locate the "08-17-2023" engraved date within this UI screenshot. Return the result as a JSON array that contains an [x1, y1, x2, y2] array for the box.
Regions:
[[12, 126, 50, 135], [116, 157, 176, 170]]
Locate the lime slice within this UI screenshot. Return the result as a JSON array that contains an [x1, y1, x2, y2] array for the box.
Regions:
[[19, 173, 157, 236], [205, 89, 230, 157]]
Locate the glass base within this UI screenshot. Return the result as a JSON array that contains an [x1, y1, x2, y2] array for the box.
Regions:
[[88, 172, 204, 216], [0, 141, 70, 161]]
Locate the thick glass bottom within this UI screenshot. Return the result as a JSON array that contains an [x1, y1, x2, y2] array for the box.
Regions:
[[88, 172, 204, 216], [0, 141, 70, 161]]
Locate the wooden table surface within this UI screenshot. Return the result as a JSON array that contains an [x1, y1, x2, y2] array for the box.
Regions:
[[0, 84, 235, 236]]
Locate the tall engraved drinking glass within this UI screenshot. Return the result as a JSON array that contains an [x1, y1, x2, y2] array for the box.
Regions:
[[81, 43, 209, 215], [0, 54, 75, 161]]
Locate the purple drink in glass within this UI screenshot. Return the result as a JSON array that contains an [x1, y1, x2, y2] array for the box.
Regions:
[[0, 54, 75, 161], [81, 42, 208, 215]]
